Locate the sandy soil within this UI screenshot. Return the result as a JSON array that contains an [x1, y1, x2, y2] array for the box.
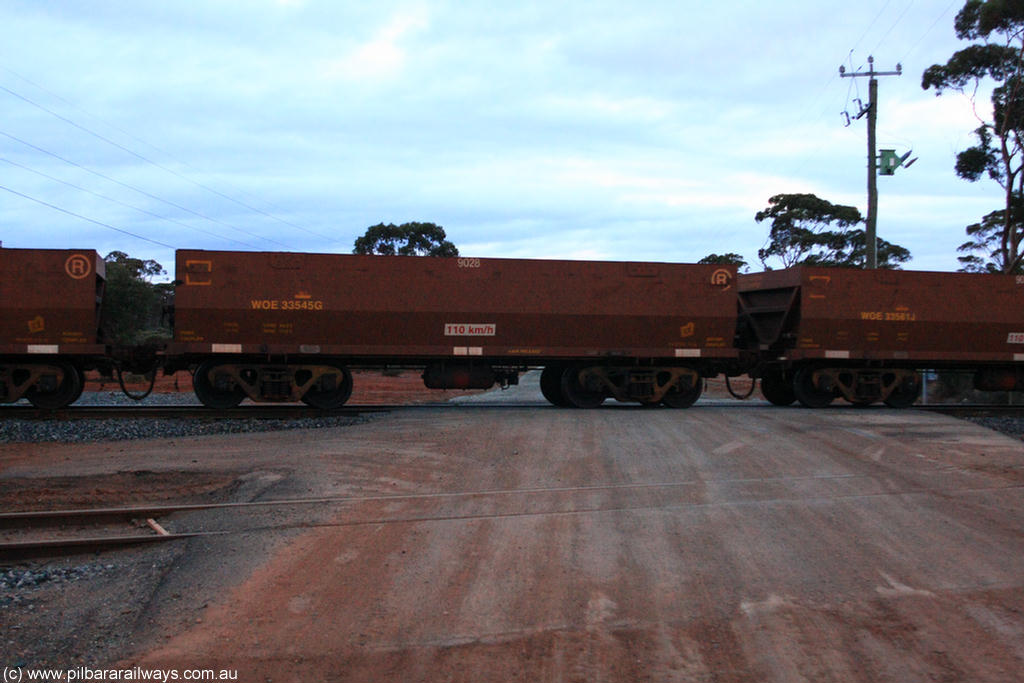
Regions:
[[4, 387, 1024, 681]]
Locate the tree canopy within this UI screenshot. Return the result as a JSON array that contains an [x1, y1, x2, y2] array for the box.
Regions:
[[959, 204, 1024, 272], [353, 222, 458, 257], [698, 253, 749, 272], [101, 251, 172, 345], [922, 0, 1024, 273], [755, 193, 910, 269], [104, 250, 165, 280]]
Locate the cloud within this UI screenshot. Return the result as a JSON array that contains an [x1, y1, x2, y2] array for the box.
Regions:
[[0, 1, 1002, 273], [319, 7, 429, 83]]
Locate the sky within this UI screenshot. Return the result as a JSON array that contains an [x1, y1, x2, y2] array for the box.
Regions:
[[0, 0, 1002, 276]]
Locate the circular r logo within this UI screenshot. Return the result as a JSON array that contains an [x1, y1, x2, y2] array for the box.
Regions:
[[65, 254, 92, 279], [710, 268, 733, 288]]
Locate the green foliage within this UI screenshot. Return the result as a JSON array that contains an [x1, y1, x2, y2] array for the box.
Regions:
[[103, 250, 166, 280], [838, 231, 912, 270], [754, 193, 910, 269], [353, 222, 459, 257], [100, 251, 172, 345], [922, 0, 1024, 273], [698, 253, 749, 272], [958, 205, 1024, 273]]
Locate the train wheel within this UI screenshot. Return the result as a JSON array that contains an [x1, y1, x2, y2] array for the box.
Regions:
[[560, 366, 605, 408], [68, 366, 86, 405], [193, 361, 245, 409], [540, 365, 571, 406], [26, 362, 83, 409], [661, 377, 702, 408], [760, 371, 796, 406], [792, 365, 835, 408], [884, 373, 921, 408], [301, 366, 353, 409]]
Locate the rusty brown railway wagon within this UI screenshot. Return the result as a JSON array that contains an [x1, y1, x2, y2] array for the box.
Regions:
[[0, 248, 106, 408], [738, 266, 1024, 407], [169, 250, 740, 408]]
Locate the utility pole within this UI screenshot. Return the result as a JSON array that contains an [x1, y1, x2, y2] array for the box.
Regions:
[[839, 56, 902, 269]]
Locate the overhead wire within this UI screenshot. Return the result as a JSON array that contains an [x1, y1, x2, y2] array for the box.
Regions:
[[0, 129, 290, 248], [898, 0, 959, 66], [821, 0, 955, 152], [0, 156, 262, 249], [0, 183, 175, 249], [782, 1, 919, 195], [0, 81, 338, 243], [869, 0, 917, 57], [849, 0, 894, 57], [0, 64, 314, 231]]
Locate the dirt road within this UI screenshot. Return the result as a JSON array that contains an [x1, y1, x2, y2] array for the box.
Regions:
[[48, 402, 1014, 682]]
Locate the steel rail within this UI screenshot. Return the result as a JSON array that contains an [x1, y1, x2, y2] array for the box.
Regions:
[[0, 404, 392, 420], [0, 401, 780, 419], [8, 477, 1024, 560], [1, 401, 1021, 422], [0, 471, 869, 529], [917, 404, 1024, 417], [0, 532, 222, 560]]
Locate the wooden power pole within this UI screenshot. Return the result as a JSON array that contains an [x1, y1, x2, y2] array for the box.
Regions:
[[839, 56, 902, 269]]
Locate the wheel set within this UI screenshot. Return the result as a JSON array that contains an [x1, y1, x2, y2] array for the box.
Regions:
[[763, 365, 922, 408], [192, 361, 354, 409], [0, 362, 85, 409]]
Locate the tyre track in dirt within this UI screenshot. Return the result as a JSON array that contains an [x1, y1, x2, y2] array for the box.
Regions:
[[104, 405, 1024, 682]]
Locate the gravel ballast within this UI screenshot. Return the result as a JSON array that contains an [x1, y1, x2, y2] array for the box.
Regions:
[[0, 392, 370, 443], [964, 416, 1024, 442], [2, 390, 1023, 443]]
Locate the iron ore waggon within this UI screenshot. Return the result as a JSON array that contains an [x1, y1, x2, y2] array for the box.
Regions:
[[168, 250, 741, 408], [738, 266, 1024, 407], [0, 248, 106, 408], [4, 245, 1024, 410]]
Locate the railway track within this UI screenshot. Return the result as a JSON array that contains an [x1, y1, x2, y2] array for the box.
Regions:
[[0, 477, 870, 560], [0, 505, 222, 560], [9, 468, 1024, 561], [2, 401, 1023, 420], [917, 404, 1024, 417], [0, 404, 393, 420]]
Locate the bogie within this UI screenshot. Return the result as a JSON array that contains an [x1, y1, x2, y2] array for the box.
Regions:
[[25, 362, 84, 409], [792, 366, 835, 409], [301, 365, 354, 410], [661, 376, 702, 408], [560, 366, 606, 409], [194, 361, 355, 409], [760, 370, 796, 406], [540, 365, 571, 407], [883, 372, 921, 408], [193, 361, 245, 409]]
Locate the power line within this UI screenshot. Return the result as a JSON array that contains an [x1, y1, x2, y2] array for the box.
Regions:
[[0, 129, 290, 248], [899, 0, 959, 65], [0, 80, 338, 243], [870, 0, 917, 57], [0, 183, 176, 249], [850, 0, 894, 56], [0, 156, 261, 249], [0, 64, 304, 226]]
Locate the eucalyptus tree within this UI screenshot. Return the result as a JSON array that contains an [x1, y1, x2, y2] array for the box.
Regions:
[[755, 193, 910, 269], [923, 0, 1024, 273], [353, 222, 458, 257]]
